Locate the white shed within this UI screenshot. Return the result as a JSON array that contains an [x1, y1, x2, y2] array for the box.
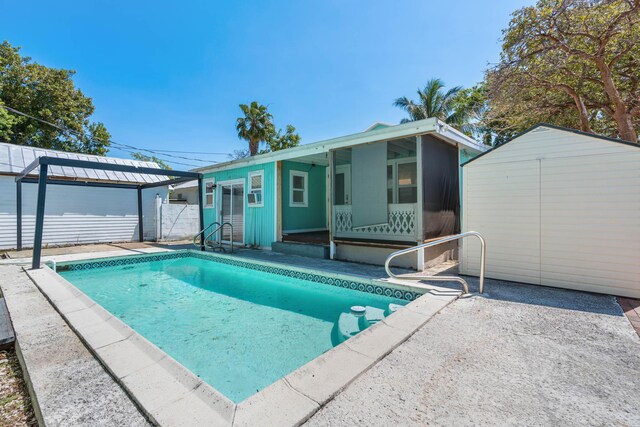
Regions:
[[0, 142, 170, 250], [460, 125, 640, 298]]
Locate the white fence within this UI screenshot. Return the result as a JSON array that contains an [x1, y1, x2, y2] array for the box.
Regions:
[[158, 203, 199, 241]]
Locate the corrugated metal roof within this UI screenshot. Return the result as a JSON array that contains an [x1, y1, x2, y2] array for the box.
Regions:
[[0, 142, 167, 184]]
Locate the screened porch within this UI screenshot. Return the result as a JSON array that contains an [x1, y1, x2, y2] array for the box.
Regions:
[[331, 134, 459, 245]]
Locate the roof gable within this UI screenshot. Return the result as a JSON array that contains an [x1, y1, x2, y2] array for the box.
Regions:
[[462, 124, 640, 167]]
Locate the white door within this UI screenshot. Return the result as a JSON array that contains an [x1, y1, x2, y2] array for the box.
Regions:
[[219, 181, 244, 244], [334, 165, 351, 205], [539, 154, 640, 296]]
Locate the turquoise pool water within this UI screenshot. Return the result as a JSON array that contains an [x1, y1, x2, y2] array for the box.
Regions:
[[60, 255, 406, 402]]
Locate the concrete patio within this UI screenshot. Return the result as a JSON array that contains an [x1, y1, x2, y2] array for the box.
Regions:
[[1, 242, 639, 426]]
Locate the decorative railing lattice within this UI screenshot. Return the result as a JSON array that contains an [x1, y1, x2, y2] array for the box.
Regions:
[[333, 204, 417, 241]]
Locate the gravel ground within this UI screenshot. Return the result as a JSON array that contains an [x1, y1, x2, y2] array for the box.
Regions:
[[305, 277, 640, 426], [0, 349, 36, 427]]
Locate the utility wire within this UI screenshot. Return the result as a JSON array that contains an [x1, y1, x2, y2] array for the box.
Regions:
[[0, 105, 225, 167], [141, 148, 230, 155]]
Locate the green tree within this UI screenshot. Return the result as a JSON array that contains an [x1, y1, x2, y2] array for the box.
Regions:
[[393, 78, 471, 129], [488, 0, 640, 142], [0, 41, 111, 154], [131, 152, 172, 170], [236, 102, 276, 156], [235, 102, 300, 156], [266, 124, 300, 152]]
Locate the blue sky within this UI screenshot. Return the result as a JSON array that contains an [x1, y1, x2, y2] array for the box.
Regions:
[[3, 0, 531, 168]]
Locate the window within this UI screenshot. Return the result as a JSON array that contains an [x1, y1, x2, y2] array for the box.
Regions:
[[289, 170, 308, 207], [386, 160, 417, 204], [204, 179, 215, 207], [397, 161, 417, 203], [247, 170, 264, 207]]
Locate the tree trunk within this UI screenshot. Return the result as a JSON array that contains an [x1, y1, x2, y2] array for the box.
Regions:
[[594, 58, 638, 142], [249, 138, 259, 156], [561, 86, 592, 133]]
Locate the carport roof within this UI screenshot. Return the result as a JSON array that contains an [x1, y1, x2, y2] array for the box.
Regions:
[[0, 142, 165, 184]]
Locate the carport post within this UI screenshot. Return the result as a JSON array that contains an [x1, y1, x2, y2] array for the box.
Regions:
[[16, 180, 22, 251], [197, 177, 205, 251], [137, 186, 144, 242], [32, 164, 48, 269]]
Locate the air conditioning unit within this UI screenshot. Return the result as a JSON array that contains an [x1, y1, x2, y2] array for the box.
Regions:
[[247, 191, 262, 206]]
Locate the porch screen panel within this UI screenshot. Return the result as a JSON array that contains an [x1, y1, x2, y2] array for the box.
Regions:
[[351, 142, 388, 228], [421, 135, 460, 239]]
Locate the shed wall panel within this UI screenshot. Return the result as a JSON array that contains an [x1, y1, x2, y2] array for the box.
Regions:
[[461, 127, 640, 298]]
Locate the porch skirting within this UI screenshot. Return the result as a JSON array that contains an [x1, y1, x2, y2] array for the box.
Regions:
[[333, 240, 457, 270]]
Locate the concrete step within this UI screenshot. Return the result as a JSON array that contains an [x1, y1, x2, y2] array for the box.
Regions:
[[271, 241, 329, 259]]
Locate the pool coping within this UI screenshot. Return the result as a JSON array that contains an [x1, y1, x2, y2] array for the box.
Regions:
[[26, 252, 459, 426]]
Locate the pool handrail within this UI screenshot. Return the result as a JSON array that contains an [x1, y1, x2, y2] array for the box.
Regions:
[[384, 231, 486, 294], [204, 222, 234, 253], [193, 222, 220, 248]]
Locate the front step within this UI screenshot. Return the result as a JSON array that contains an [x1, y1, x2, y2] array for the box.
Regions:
[[271, 241, 329, 259]]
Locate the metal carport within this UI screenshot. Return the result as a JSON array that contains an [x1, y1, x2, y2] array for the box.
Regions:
[[15, 156, 205, 269]]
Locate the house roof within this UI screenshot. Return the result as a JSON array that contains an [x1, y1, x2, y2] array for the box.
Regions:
[[460, 123, 640, 167], [0, 142, 166, 184], [363, 122, 394, 132], [197, 118, 487, 174], [172, 180, 198, 190]]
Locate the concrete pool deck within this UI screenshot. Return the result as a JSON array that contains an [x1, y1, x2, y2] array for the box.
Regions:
[[0, 265, 150, 426], [305, 276, 640, 426], [2, 243, 640, 426]]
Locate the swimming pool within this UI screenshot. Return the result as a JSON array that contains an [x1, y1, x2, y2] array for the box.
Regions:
[[58, 251, 414, 403]]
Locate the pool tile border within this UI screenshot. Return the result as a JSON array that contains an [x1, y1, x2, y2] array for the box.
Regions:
[[56, 249, 422, 302], [32, 251, 459, 426]]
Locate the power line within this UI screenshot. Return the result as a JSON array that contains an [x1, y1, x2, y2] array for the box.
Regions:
[[141, 148, 230, 155], [0, 105, 225, 167]]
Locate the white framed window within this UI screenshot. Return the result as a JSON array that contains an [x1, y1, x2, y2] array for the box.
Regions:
[[247, 170, 264, 207], [289, 170, 308, 207], [386, 158, 417, 204], [204, 179, 215, 208]]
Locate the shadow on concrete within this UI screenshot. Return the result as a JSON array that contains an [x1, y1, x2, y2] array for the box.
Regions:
[[460, 274, 623, 317]]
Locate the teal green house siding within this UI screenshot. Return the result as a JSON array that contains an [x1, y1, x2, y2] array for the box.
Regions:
[[281, 161, 327, 232], [203, 163, 276, 248]]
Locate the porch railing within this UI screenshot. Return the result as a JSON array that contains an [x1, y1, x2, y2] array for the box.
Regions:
[[333, 203, 417, 241]]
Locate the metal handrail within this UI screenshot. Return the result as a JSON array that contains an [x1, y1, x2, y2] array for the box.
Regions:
[[384, 231, 486, 294], [204, 221, 234, 253], [193, 222, 220, 247]]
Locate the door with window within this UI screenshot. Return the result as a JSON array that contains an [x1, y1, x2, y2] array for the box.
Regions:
[[219, 180, 244, 244], [334, 165, 351, 205], [387, 159, 417, 204]]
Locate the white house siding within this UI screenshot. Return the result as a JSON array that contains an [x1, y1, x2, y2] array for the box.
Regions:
[[0, 176, 167, 249], [461, 126, 640, 298]]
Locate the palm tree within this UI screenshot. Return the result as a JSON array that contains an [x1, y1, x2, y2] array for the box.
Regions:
[[394, 78, 468, 128], [236, 102, 275, 156]]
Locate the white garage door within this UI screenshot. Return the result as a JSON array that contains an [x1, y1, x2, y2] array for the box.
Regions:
[[540, 154, 640, 296], [462, 137, 640, 298]]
